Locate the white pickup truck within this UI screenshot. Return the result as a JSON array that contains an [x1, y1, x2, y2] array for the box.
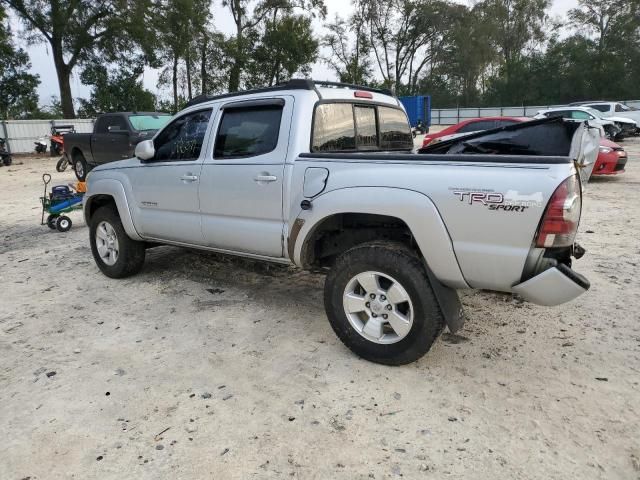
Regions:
[[83, 80, 591, 365]]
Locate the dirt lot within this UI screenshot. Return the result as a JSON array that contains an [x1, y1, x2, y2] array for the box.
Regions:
[[1, 140, 639, 480]]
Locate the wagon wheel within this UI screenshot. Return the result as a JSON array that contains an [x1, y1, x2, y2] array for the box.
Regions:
[[46, 214, 59, 230]]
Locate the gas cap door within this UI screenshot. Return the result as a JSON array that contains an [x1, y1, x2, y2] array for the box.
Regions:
[[303, 167, 329, 198]]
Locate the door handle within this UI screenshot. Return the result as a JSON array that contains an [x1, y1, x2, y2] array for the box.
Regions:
[[180, 174, 199, 182], [254, 174, 277, 183]]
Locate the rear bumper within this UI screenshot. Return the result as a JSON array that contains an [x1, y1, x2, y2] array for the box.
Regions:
[[511, 263, 590, 306]]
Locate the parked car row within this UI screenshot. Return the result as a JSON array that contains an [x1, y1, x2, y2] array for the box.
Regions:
[[422, 112, 630, 177]]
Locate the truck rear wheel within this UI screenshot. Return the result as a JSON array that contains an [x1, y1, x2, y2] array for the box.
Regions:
[[89, 206, 145, 278], [324, 242, 444, 365]]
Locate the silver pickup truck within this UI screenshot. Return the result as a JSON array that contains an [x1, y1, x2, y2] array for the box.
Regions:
[[83, 80, 591, 365]]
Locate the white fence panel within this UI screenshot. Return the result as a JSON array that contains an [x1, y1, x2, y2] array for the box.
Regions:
[[431, 100, 640, 125], [1, 119, 95, 153]]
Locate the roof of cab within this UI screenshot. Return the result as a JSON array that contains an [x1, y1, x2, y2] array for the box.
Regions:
[[184, 79, 397, 108]]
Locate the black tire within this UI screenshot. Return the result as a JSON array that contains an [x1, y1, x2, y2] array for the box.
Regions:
[[46, 214, 59, 229], [324, 241, 444, 365], [55, 215, 72, 232], [89, 206, 145, 278], [2, 155, 11, 166], [56, 156, 68, 172], [74, 153, 88, 181]]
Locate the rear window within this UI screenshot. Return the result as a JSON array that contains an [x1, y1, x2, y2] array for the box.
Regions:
[[129, 114, 172, 131], [312, 103, 412, 152], [379, 107, 413, 149]]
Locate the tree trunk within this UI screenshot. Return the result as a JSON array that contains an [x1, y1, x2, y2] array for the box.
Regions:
[[172, 54, 179, 113], [229, 1, 243, 92], [52, 44, 75, 118], [186, 51, 193, 100], [228, 34, 242, 92], [200, 34, 208, 95]]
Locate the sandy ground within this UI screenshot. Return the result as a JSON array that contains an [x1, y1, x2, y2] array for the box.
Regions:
[[1, 139, 639, 480]]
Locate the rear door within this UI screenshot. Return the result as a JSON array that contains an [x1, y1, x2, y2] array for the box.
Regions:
[[198, 97, 293, 257], [92, 115, 130, 164], [127, 108, 213, 244]]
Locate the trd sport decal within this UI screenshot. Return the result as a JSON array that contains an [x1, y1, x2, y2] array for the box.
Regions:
[[451, 188, 543, 213]]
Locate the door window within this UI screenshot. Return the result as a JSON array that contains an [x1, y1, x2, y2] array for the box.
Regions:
[[153, 109, 212, 161], [457, 120, 496, 133], [214, 106, 283, 158], [570, 110, 591, 120], [615, 103, 629, 112], [544, 110, 568, 118], [589, 104, 609, 113]]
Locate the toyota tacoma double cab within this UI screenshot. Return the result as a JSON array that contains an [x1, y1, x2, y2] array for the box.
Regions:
[[83, 80, 591, 365]]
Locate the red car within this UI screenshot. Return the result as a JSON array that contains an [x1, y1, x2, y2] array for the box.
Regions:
[[424, 117, 627, 176], [422, 117, 529, 147], [593, 138, 627, 175]]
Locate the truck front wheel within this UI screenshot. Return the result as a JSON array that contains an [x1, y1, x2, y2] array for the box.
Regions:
[[74, 153, 88, 181], [324, 242, 444, 365], [89, 206, 145, 278]]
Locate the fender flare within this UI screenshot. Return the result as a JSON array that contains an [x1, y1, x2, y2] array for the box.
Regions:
[[83, 178, 142, 240], [291, 186, 469, 290]]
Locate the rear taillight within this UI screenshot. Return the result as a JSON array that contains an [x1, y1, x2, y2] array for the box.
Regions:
[[535, 175, 581, 248]]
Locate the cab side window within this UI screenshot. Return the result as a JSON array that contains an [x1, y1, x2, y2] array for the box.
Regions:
[[214, 105, 283, 158], [570, 110, 591, 120], [590, 104, 609, 113], [458, 120, 496, 133], [153, 109, 212, 161]]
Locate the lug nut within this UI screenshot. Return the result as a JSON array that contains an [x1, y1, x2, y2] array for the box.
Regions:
[[372, 313, 377, 318], [386, 304, 392, 311], [370, 293, 376, 299], [382, 314, 388, 319], [380, 295, 386, 301], [365, 302, 370, 308]]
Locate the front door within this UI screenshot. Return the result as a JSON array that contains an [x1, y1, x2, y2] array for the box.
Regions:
[[127, 108, 213, 244], [198, 97, 292, 257]]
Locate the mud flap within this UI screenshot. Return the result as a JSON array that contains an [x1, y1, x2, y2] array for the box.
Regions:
[[424, 263, 465, 333]]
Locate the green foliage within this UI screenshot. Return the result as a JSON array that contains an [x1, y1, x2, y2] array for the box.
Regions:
[[5, 0, 155, 117], [0, 6, 40, 119], [76, 59, 157, 117], [246, 14, 318, 87]]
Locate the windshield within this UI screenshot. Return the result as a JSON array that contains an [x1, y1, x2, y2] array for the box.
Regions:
[[129, 114, 172, 131]]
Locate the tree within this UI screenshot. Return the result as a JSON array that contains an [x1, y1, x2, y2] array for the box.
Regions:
[[154, 0, 210, 111], [76, 58, 156, 117], [477, 0, 550, 103], [246, 14, 318, 87], [0, 6, 39, 118], [363, 0, 467, 94], [322, 4, 373, 84], [3, 0, 153, 118], [223, 0, 326, 92]]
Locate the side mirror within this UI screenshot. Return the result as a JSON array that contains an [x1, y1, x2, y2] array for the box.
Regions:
[[135, 139, 155, 161]]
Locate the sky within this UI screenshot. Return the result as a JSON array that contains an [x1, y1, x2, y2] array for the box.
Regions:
[[9, 0, 580, 107]]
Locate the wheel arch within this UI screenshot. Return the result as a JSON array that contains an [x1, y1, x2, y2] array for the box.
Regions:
[[83, 179, 142, 240], [290, 187, 469, 289]]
